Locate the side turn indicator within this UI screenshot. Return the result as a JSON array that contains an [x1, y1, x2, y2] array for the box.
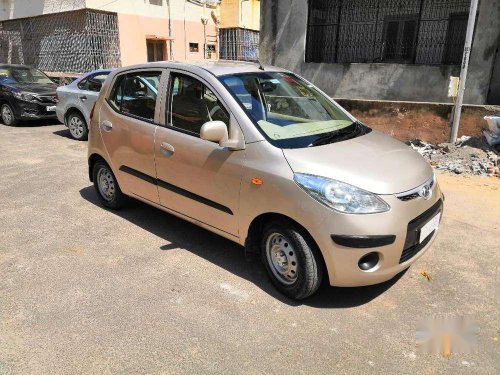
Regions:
[[251, 177, 263, 186]]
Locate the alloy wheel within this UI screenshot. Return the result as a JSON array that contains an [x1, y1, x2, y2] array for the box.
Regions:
[[68, 115, 85, 138], [1, 105, 14, 125]]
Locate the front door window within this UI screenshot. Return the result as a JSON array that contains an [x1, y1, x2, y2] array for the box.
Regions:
[[167, 73, 229, 136]]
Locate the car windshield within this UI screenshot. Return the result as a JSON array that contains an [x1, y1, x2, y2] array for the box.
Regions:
[[9, 67, 53, 84], [220, 72, 365, 148]]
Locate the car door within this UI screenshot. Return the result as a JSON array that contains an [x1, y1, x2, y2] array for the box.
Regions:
[[154, 70, 245, 236], [98, 69, 164, 204], [76, 72, 110, 123]]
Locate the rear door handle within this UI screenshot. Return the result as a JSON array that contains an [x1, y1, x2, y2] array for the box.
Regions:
[[100, 120, 113, 132], [80, 95, 87, 101], [160, 142, 175, 156]]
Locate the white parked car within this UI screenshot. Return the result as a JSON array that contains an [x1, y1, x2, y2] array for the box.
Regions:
[[56, 69, 111, 140]]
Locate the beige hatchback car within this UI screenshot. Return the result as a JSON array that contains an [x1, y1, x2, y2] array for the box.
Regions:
[[88, 61, 443, 299]]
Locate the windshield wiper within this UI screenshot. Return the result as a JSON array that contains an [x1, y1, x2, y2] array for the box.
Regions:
[[308, 122, 361, 147]]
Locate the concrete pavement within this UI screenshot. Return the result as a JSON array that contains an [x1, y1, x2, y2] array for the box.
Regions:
[[0, 122, 499, 374]]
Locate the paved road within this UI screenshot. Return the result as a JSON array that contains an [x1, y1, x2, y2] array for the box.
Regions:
[[0, 122, 499, 374]]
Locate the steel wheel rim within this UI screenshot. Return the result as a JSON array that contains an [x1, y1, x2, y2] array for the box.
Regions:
[[97, 167, 115, 201], [1, 105, 13, 124], [68, 115, 84, 137], [265, 232, 298, 285]]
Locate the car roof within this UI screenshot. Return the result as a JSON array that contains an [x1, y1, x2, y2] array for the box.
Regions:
[[84, 68, 112, 75], [111, 60, 288, 77]]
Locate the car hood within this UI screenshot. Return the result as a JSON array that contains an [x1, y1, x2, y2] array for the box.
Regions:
[[4, 82, 57, 95], [282, 130, 433, 194]]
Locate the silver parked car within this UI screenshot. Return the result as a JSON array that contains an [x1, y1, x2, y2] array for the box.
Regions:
[[56, 69, 111, 140]]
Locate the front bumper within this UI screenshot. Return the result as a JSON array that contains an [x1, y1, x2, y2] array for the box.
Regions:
[[305, 182, 443, 287], [11, 99, 57, 120]]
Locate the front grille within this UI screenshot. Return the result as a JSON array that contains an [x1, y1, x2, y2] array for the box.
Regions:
[[36, 95, 57, 104], [396, 177, 435, 202], [399, 199, 442, 264], [398, 192, 419, 201], [400, 232, 434, 263]]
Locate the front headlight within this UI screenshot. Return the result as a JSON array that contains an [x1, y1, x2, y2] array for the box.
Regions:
[[293, 173, 390, 214], [13, 92, 37, 102]]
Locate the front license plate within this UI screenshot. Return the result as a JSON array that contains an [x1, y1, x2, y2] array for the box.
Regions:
[[419, 212, 441, 243], [46, 106, 56, 112]]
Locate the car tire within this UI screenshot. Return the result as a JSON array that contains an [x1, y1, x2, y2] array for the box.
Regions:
[[67, 111, 88, 141], [92, 160, 125, 209], [261, 220, 323, 299], [1, 103, 18, 126]]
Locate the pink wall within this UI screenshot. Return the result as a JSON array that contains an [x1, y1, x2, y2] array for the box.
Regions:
[[117, 13, 218, 67]]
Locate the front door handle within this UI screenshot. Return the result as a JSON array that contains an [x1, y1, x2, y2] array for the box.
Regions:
[[100, 120, 113, 132], [160, 142, 175, 156], [80, 95, 87, 101]]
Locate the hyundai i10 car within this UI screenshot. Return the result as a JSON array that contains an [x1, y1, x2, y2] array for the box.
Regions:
[[87, 61, 443, 299]]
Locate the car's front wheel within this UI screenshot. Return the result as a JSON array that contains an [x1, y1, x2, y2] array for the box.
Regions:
[[261, 220, 323, 299], [67, 112, 88, 141], [92, 160, 125, 209], [1, 103, 18, 126]]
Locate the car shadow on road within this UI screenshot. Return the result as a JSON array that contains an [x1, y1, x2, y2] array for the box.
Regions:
[[52, 129, 74, 140], [4, 119, 61, 127], [79, 185, 404, 308]]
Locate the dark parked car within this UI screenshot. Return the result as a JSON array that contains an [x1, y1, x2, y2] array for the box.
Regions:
[[0, 64, 58, 126]]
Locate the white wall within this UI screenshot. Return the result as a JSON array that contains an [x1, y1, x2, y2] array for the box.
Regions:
[[0, 0, 86, 21], [1, 0, 218, 22]]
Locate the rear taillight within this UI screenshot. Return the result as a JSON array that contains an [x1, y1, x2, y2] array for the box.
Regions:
[[89, 103, 96, 122]]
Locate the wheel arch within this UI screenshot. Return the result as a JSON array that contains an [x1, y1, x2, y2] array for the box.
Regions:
[[65, 107, 87, 126], [0, 94, 14, 106], [245, 212, 320, 252], [88, 153, 106, 182]]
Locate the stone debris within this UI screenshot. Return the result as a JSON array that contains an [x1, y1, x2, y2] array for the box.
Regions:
[[408, 135, 500, 177], [483, 116, 500, 146]]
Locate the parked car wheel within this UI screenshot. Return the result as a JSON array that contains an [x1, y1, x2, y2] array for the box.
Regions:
[[67, 111, 88, 141], [1, 103, 18, 126], [92, 160, 125, 209], [261, 220, 323, 299]]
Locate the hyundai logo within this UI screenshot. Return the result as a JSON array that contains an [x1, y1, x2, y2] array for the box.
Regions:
[[419, 184, 432, 200]]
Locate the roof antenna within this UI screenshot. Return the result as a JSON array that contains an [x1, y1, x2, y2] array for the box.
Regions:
[[257, 60, 265, 70]]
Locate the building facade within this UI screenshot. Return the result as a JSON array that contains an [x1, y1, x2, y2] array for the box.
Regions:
[[260, 0, 500, 105], [0, 0, 221, 73], [219, 0, 260, 61]]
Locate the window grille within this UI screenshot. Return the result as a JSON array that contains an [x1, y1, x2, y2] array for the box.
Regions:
[[219, 28, 259, 61], [0, 9, 121, 73], [305, 0, 471, 65]]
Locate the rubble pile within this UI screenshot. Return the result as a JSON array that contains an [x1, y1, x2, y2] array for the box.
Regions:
[[408, 136, 500, 177]]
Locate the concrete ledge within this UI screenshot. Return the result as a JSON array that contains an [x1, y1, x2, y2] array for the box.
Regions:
[[335, 98, 500, 144]]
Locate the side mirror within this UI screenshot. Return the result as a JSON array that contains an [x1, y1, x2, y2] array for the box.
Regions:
[[200, 120, 228, 143], [200, 120, 245, 150]]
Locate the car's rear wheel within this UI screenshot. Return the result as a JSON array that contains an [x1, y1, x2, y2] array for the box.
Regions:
[[1, 104, 18, 126], [92, 160, 125, 209], [67, 112, 88, 141], [261, 220, 323, 299]]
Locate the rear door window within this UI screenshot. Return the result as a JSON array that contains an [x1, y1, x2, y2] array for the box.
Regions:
[[108, 71, 161, 122], [78, 72, 109, 92]]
